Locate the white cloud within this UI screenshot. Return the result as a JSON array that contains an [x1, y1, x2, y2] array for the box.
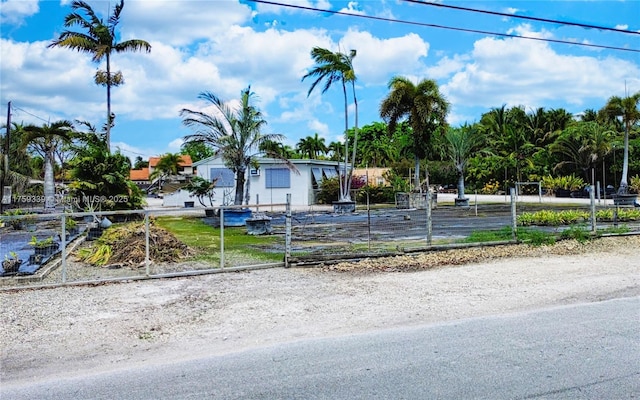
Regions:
[[307, 119, 330, 136], [441, 28, 640, 112], [338, 1, 365, 15], [340, 29, 429, 85], [0, 0, 38, 25], [123, 0, 253, 46], [168, 138, 184, 151], [615, 24, 629, 30], [425, 55, 469, 79]]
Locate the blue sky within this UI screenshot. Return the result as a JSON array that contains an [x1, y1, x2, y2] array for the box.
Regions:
[[1, 0, 639, 162]]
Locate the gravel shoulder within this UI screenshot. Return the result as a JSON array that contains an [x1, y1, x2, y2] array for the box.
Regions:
[[1, 236, 639, 385]]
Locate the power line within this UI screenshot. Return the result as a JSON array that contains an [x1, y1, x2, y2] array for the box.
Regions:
[[246, 0, 640, 53], [402, 0, 640, 36], [11, 105, 51, 124]]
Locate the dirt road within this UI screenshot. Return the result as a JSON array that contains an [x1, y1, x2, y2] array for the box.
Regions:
[[1, 236, 638, 385]]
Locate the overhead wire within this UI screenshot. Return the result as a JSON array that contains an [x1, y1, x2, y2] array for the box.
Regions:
[[246, 0, 640, 53], [402, 0, 640, 36]]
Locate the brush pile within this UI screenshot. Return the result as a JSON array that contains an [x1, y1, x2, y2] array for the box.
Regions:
[[76, 221, 192, 268]]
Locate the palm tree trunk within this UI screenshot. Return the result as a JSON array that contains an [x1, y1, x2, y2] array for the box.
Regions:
[[413, 155, 421, 191], [244, 168, 251, 205], [457, 173, 465, 200], [346, 83, 358, 198], [619, 123, 629, 194], [44, 149, 56, 210], [340, 81, 350, 202], [234, 169, 245, 205], [106, 52, 112, 153]]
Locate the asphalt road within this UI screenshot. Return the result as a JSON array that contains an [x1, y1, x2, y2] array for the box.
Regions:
[[2, 297, 638, 400]]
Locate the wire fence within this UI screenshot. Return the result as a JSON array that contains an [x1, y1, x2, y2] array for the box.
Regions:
[[1, 189, 639, 288]]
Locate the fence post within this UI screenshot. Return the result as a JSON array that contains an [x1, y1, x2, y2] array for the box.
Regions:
[[145, 211, 150, 276], [590, 185, 597, 234], [61, 213, 67, 283], [426, 190, 432, 246], [367, 191, 371, 251], [285, 194, 291, 268], [510, 188, 517, 242], [220, 207, 225, 269]]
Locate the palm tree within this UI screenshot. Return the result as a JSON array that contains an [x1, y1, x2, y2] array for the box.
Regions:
[[48, 0, 151, 152], [302, 47, 358, 202], [21, 121, 75, 210], [1, 122, 32, 212], [380, 76, 449, 191], [150, 153, 183, 186], [445, 125, 482, 202], [297, 133, 328, 159], [601, 91, 640, 194], [181, 87, 288, 206], [327, 141, 343, 162], [551, 122, 613, 185]]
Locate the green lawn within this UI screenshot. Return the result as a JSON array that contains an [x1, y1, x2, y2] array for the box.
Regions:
[[155, 216, 284, 266]]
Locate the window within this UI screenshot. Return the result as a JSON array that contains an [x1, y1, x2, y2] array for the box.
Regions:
[[265, 168, 290, 188], [323, 167, 338, 179], [210, 168, 234, 187]]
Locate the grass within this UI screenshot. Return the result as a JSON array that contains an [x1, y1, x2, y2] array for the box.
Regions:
[[154, 216, 284, 265], [463, 226, 557, 246]]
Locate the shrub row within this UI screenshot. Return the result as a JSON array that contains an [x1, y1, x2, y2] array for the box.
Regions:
[[517, 208, 640, 226]]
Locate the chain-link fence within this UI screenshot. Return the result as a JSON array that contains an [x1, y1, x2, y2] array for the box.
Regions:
[[2, 189, 639, 288]]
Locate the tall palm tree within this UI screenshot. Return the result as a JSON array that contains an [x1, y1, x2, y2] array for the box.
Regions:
[[601, 91, 640, 194], [302, 47, 358, 202], [380, 76, 449, 191], [21, 121, 75, 210], [48, 0, 151, 152], [445, 125, 482, 201], [181, 87, 287, 206]]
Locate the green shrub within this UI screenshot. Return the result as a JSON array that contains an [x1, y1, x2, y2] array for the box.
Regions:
[[560, 225, 592, 243]]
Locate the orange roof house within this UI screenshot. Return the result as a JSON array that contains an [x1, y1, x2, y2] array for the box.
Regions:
[[129, 167, 150, 182], [148, 155, 195, 176]]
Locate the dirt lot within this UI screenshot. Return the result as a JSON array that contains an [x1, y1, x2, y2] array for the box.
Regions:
[[1, 235, 638, 385]]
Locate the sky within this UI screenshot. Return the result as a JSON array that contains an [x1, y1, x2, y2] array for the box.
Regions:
[[1, 0, 639, 163]]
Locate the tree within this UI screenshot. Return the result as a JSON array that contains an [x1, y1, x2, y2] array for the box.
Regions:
[[21, 121, 75, 210], [327, 141, 343, 162], [347, 121, 398, 167], [183, 176, 217, 207], [380, 76, 449, 191], [132, 156, 148, 169], [150, 153, 183, 186], [48, 0, 151, 152], [601, 91, 640, 194], [302, 47, 358, 202], [181, 87, 288, 206], [181, 141, 214, 163], [296, 133, 328, 159], [68, 121, 143, 210], [260, 139, 296, 159], [445, 125, 483, 201], [1, 122, 34, 212]]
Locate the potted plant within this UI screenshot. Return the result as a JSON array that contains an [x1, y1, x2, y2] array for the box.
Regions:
[[2, 252, 23, 274], [29, 236, 59, 257], [2, 209, 35, 230], [65, 217, 79, 236]]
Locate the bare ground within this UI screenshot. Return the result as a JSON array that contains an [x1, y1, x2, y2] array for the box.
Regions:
[[1, 235, 639, 385]]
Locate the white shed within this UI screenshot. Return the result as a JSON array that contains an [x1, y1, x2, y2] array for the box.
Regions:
[[191, 156, 347, 207]]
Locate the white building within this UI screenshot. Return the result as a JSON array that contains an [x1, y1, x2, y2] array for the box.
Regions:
[[163, 156, 347, 208]]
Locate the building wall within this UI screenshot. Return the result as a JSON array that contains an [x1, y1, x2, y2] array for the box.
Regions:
[[194, 157, 341, 207]]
